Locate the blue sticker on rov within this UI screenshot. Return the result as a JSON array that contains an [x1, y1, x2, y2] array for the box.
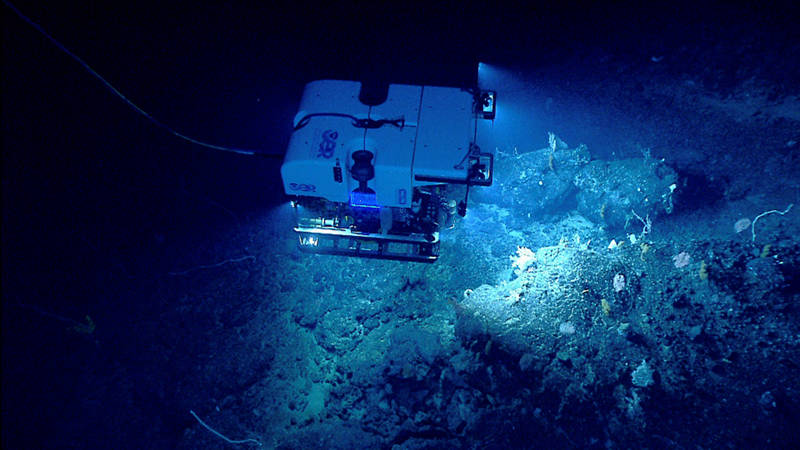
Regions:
[[350, 191, 379, 209], [398, 188, 407, 205], [317, 130, 338, 158]]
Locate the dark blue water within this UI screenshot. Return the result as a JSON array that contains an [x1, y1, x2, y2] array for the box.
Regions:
[[3, 1, 799, 448]]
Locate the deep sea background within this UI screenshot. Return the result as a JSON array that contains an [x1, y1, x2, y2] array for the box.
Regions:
[[3, 1, 800, 448]]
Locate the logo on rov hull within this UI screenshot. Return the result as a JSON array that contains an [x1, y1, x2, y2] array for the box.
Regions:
[[317, 130, 338, 158], [289, 183, 316, 192]]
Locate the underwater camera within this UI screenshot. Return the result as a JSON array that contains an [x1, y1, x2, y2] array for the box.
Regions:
[[281, 79, 496, 262]]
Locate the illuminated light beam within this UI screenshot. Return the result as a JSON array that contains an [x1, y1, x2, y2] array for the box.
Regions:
[[477, 61, 550, 153]]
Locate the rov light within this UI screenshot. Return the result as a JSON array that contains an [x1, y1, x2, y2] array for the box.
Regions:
[[481, 91, 496, 120], [300, 235, 319, 247]]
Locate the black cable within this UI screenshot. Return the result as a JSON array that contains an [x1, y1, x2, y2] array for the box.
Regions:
[[3, 0, 281, 158], [293, 112, 404, 131], [293, 113, 360, 131]]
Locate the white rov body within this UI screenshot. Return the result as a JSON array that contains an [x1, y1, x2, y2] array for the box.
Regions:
[[281, 79, 495, 262]]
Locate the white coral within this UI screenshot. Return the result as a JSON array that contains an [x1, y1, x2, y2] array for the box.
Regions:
[[511, 246, 536, 275], [631, 359, 654, 387]]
